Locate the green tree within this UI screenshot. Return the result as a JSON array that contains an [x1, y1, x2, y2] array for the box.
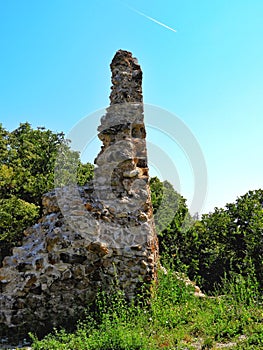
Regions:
[[0, 122, 66, 205], [150, 177, 191, 268], [185, 190, 263, 291], [0, 196, 39, 260], [0, 123, 94, 264], [151, 177, 263, 292]]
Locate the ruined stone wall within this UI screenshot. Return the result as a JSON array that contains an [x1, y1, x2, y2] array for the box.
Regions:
[[0, 50, 158, 342]]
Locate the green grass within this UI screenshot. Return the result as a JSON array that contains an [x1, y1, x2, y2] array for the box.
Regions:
[[30, 268, 263, 350]]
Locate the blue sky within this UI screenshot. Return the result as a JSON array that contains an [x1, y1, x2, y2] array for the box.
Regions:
[[0, 0, 263, 214]]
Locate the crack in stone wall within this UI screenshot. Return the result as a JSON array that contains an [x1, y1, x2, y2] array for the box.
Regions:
[[0, 50, 159, 342]]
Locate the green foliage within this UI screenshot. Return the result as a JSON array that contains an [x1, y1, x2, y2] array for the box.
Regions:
[[0, 196, 39, 262], [150, 177, 191, 270], [150, 177, 189, 234], [183, 190, 263, 291], [150, 176, 263, 292], [54, 147, 94, 188], [30, 267, 263, 349], [0, 123, 94, 263], [1, 123, 65, 204], [77, 162, 95, 186]]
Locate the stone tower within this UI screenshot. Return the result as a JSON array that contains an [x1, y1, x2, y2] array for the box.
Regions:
[[0, 50, 158, 342]]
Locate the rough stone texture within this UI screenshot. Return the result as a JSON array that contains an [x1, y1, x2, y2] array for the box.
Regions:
[[0, 50, 158, 342]]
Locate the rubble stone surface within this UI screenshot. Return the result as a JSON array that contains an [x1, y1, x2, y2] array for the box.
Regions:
[[0, 50, 159, 342]]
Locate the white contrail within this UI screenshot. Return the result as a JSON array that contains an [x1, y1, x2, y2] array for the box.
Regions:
[[127, 5, 177, 33]]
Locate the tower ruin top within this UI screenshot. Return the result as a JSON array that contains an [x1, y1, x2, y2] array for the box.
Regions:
[[110, 49, 143, 104]]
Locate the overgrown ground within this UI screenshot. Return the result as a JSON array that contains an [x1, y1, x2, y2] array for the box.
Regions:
[[30, 267, 263, 350]]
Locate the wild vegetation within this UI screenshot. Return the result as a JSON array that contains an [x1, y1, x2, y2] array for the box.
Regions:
[[0, 123, 263, 349], [30, 269, 263, 349]]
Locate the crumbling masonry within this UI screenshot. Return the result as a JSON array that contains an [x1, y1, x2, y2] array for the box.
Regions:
[[0, 50, 159, 342]]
